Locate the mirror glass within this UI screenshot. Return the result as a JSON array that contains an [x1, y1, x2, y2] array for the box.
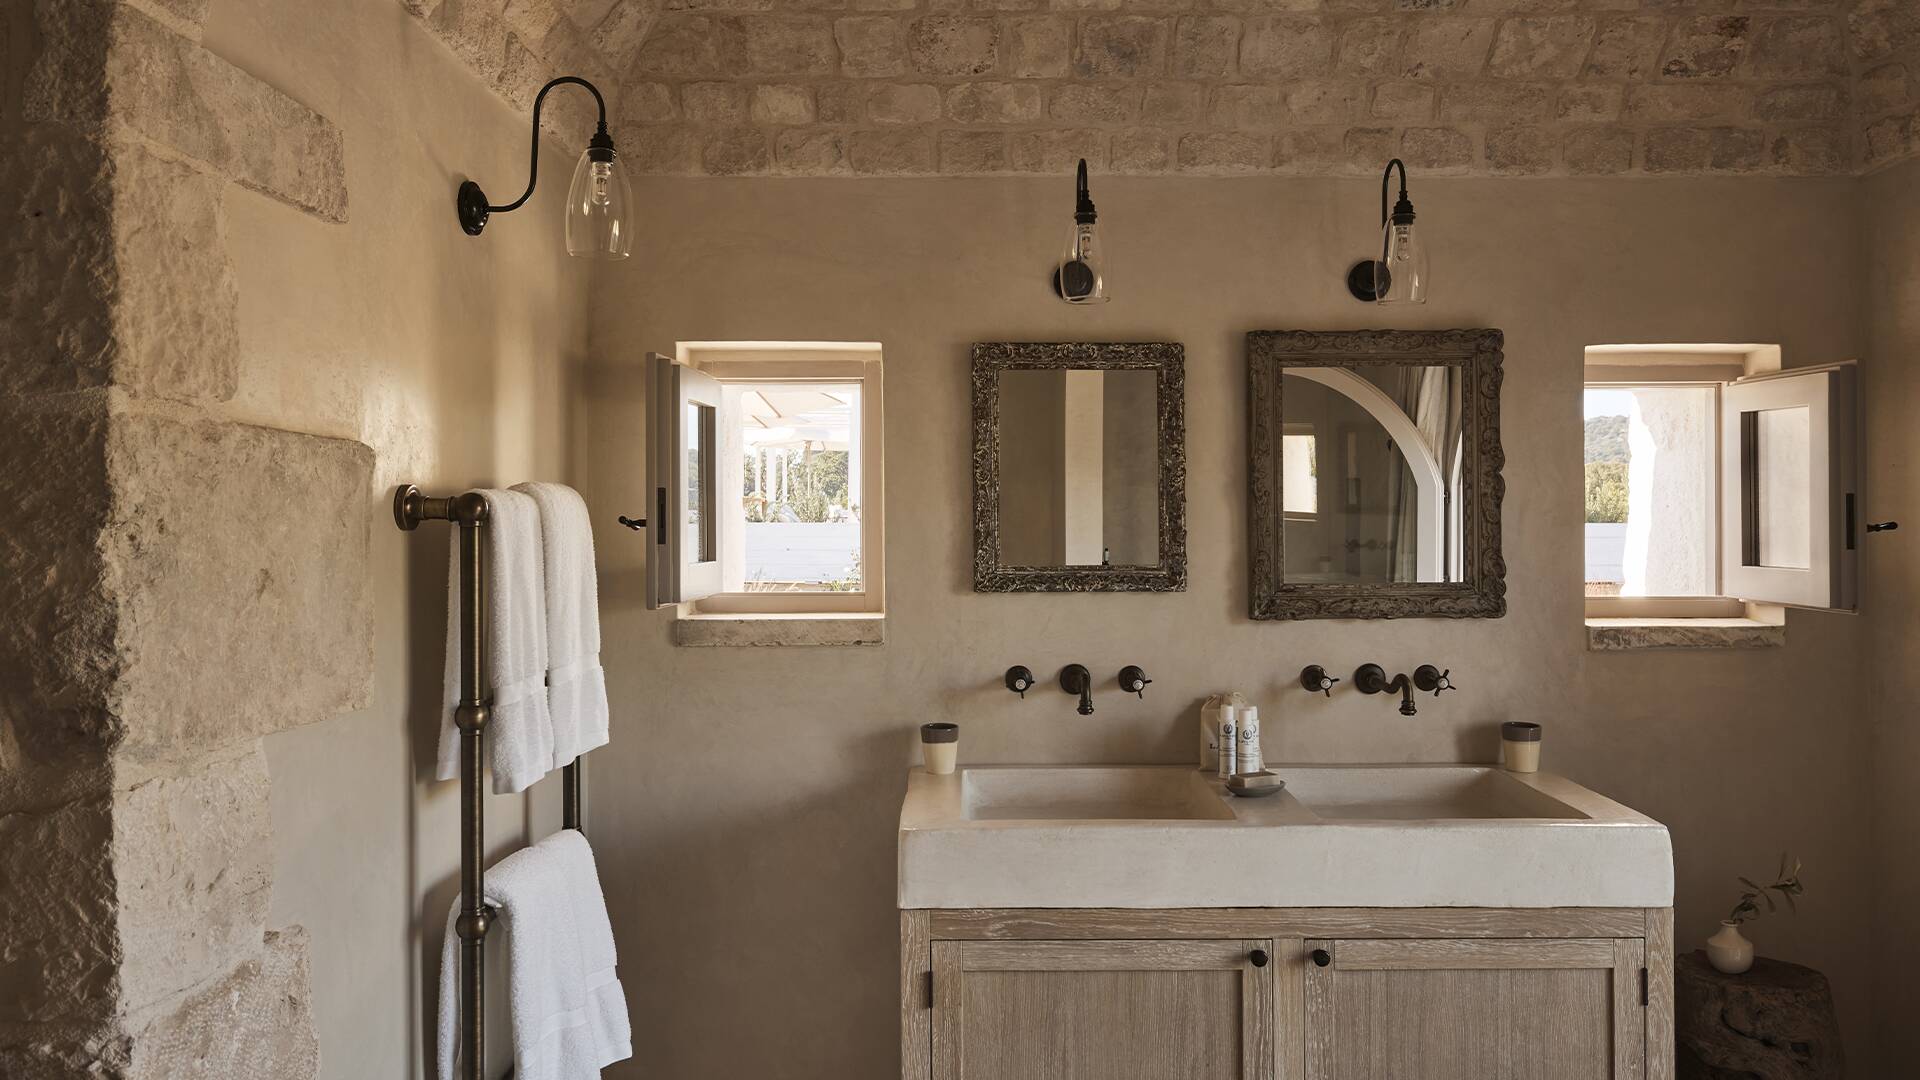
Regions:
[[995, 369, 1159, 567], [1279, 365, 1463, 585]]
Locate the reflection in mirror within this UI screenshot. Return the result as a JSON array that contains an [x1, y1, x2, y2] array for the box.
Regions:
[[1279, 365, 1463, 584], [996, 369, 1159, 567]]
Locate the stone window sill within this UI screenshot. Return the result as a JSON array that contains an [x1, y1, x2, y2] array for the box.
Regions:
[[671, 612, 885, 648], [1585, 618, 1785, 651]]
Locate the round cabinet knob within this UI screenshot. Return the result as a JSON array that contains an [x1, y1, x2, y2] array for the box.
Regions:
[[1249, 949, 1269, 968], [1310, 949, 1331, 968]]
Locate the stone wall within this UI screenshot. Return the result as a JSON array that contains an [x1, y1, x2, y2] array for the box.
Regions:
[[1854, 0, 1920, 168], [0, 0, 367, 1075]]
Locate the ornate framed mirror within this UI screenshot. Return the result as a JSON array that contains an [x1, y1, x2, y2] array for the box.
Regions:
[[1248, 329, 1505, 619], [973, 342, 1186, 592]]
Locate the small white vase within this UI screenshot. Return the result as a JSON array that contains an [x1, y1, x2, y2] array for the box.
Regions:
[[1706, 920, 1754, 974]]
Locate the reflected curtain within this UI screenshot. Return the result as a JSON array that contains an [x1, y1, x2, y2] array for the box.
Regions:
[[1385, 368, 1463, 582]]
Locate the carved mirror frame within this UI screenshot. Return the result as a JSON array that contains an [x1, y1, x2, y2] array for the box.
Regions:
[[972, 342, 1187, 592], [1248, 329, 1506, 620]]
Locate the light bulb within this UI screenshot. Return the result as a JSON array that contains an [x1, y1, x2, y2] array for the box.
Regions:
[[590, 160, 614, 206]]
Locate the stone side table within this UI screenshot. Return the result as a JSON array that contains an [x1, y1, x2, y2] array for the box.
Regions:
[[1675, 950, 1843, 1079]]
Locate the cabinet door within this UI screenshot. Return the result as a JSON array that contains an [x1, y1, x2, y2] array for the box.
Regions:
[[932, 939, 1276, 1080], [1303, 938, 1644, 1080]]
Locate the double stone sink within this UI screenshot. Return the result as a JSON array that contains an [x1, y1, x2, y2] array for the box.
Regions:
[[898, 764, 1673, 909]]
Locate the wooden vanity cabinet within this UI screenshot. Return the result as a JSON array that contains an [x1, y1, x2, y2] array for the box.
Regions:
[[901, 908, 1674, 1080]]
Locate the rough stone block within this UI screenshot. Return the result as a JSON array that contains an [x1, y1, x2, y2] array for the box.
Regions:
[[741, 16, 838, 74], [775, 129, 848, 173], [850, 129, 934, 172], [753, 84, 816, 125], [1860, 62, 1911, 115], [1865, 112, 1916, 165], [0, 125, 115, 397], [1272, 128, 1343, 173], [1583, 15, 1664, 79], [817, 83, 864, 122], [1399, 126, 1474, 170], [1208, 84, 1284, 130], [1644, 126, 1766, 173], [1289, 81, 1364, 124], [1661, 16, 1751, 79], [1077, 16, 1171, 77], [1372, 81, 1435, 120], [702, 128, 772, 173], [1172, 15, 1240, 78], [634, 14, 743, 76], [1401, 18, 1494, 79], [1050, 84, 1138, 124], [1486, 16, 1594, 80], [1176, 131, 1268, 172], [937, 130, 1011, 173], [0, 1018, 130, 1080], [1240, 16, 1333, 77], [106, 411, 373, 765], [590, 1, 653, 59], [1563, 127, 1633, 174], [1850, 0, 1920, 63], [1142, 82, 1203, 124], [1003, 15, 1069, 77], [1485, 125, 1554, 174], [835, 15, 908, 75], [501, 0, 565, 49], [1556, 84, 1623, 122], [1009, 129, 1106, 172], [683, 82, 751, 124], [909, 16, 998, 75], [1748, 16, 1847, 78], [1336, 18, 1400, 77], [125, 928, 318, 1080], [1342, 125, 1396, 166], [621, 81, 678, 122], [625, 124, 698, 172], [946, 82, 1043, 124], [0, 793, 115, 1024], [868, 83, 942, 124], [1626, 84, 1748, 122], [1111, 129, 1169, 172], [1770, 127, 1846, 174], [1441, 82, 1551, 122], [1754, 84, 1847, 123]]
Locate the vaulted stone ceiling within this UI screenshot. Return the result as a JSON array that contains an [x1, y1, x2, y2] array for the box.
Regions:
[[411, 0, 1920, 178]]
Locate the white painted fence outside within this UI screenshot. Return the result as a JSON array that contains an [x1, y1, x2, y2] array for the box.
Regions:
[[1586, 523, 1626, 584], [745, 522, 861, 585]]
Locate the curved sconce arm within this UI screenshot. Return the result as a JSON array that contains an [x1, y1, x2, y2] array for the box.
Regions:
[[458, 75, 615, 236]]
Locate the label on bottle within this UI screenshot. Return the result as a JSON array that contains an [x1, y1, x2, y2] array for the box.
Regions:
[[1237, 708, 1262, 774], [1216, 712, 1237, 779]]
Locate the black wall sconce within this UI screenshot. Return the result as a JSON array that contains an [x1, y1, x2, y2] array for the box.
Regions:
[[457, 75, 632, 260], [1346, 158, 1427, 304], [1051, 159, 1109, 305]]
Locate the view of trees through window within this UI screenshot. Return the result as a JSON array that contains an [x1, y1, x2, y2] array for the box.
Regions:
[[1584, 413, 1628, 524]]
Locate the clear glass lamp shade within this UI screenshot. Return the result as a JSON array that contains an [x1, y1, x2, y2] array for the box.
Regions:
[[1374, 220, 1427, 304], [1054, 222, 1109, 304], [565, 149, 633, 260]]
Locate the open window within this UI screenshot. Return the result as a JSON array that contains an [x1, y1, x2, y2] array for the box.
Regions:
[[646, 343, 884, 621], [1583, 346, 1856, 625]]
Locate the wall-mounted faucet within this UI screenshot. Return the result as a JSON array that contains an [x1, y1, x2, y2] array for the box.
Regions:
[[1355, 663, 1457, 716], [1118, 666, 1152, 698], [1004, 665, 1036, 698], [1300, 665, 1341, 697], [1413, 664, 1454, 699], [1060, 664, 1095, 715]]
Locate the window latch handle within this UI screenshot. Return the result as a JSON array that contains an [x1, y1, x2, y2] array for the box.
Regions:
[[617, 515, 647, 531]]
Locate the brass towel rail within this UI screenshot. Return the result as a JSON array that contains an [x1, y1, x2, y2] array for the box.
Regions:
[[395, 484, 583, 1080]]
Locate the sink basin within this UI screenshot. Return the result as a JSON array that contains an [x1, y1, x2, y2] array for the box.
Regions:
[[898, 764, 1671, 910], [963, 766, 1235, 821]]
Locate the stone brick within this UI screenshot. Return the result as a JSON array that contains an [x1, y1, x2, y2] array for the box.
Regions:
[[938, 130, 1012, 172], [622, 82, 678, 122], [634, 14, 742, 76], [625, 124, 698, 171], [834, 15, 907, 76], [1112, 129, 1170, 171], [1372, 81, 1435, 120], [1077, 16, 1172, 77], [1401, 18, 1495, 79], [1770, 127, 1846, 174], [869, 83, 942, 123], [1486, 16, 1594, 79], [704, 128, 772, 173], [753, 84, 817, 124], [909, 16, 999, 75], [1399, 126, 1474, 169], [850, 129, 934, 172], [1563, 128, 1633, 175], [1644, 126, 1766, 173], [1343, 126, 1397, 165], [1176, 131, 1269, 172], [1441, 82, 1551, 122], [684, 82, 751, 124], [1583, 15, 1665, 79], [106, 412, 373, 763], [1208, 84, 1284, 130], [1273, 129, 1344, 172], [1626, 84, 1747, 122], [501, 0, 565, 49], [124, 929, 318, 1080], [1003, 16, 1070, 77], [742, 16, 838, 74], [1865, 113, 1917, 165], [0, 793, 115, 1024], [1550, 84, 1618, 122], [1661, 16, 1751, 79], [1485, 125, 1554, 174], [776, 129, 850, 173], [818, 83, 865, 122], [1754, 84, 1847, 123], [1337, 18, 1401, 76], [1009, 129, 1107, 172], [0, 126, 114, 398], [1172, 15, 1240, 77], [1213, 0, 1321, 10], [946, 82, 1044, 123], [1748, 16, 1847, 79], [1050, 84, 1140, 124], [1142, 82, 1204, 124], [1288, 81, 1364, 124], [1850, 0, 1920, 63], [590, 1, 653, 59], [1860, 62, 1912, 115], [1050, 0, 1126, 9], [1241, 16, 1334, 77]]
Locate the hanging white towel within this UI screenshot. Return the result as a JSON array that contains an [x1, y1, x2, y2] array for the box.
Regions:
[[436, 830, 633, 1080], [509, 482, 611, 770], [437, 488, 554, 795]]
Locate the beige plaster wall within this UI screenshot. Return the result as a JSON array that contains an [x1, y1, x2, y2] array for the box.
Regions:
[[1864, 154, 1920, 1071], [584, 174, 1878, 1075], [196, 0, 589, 1075]]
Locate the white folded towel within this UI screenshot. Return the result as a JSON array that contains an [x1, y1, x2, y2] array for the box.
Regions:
[[436, 830, 633, 1080], [437, 488, 554, 795], [509, 482, 610, 771]]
